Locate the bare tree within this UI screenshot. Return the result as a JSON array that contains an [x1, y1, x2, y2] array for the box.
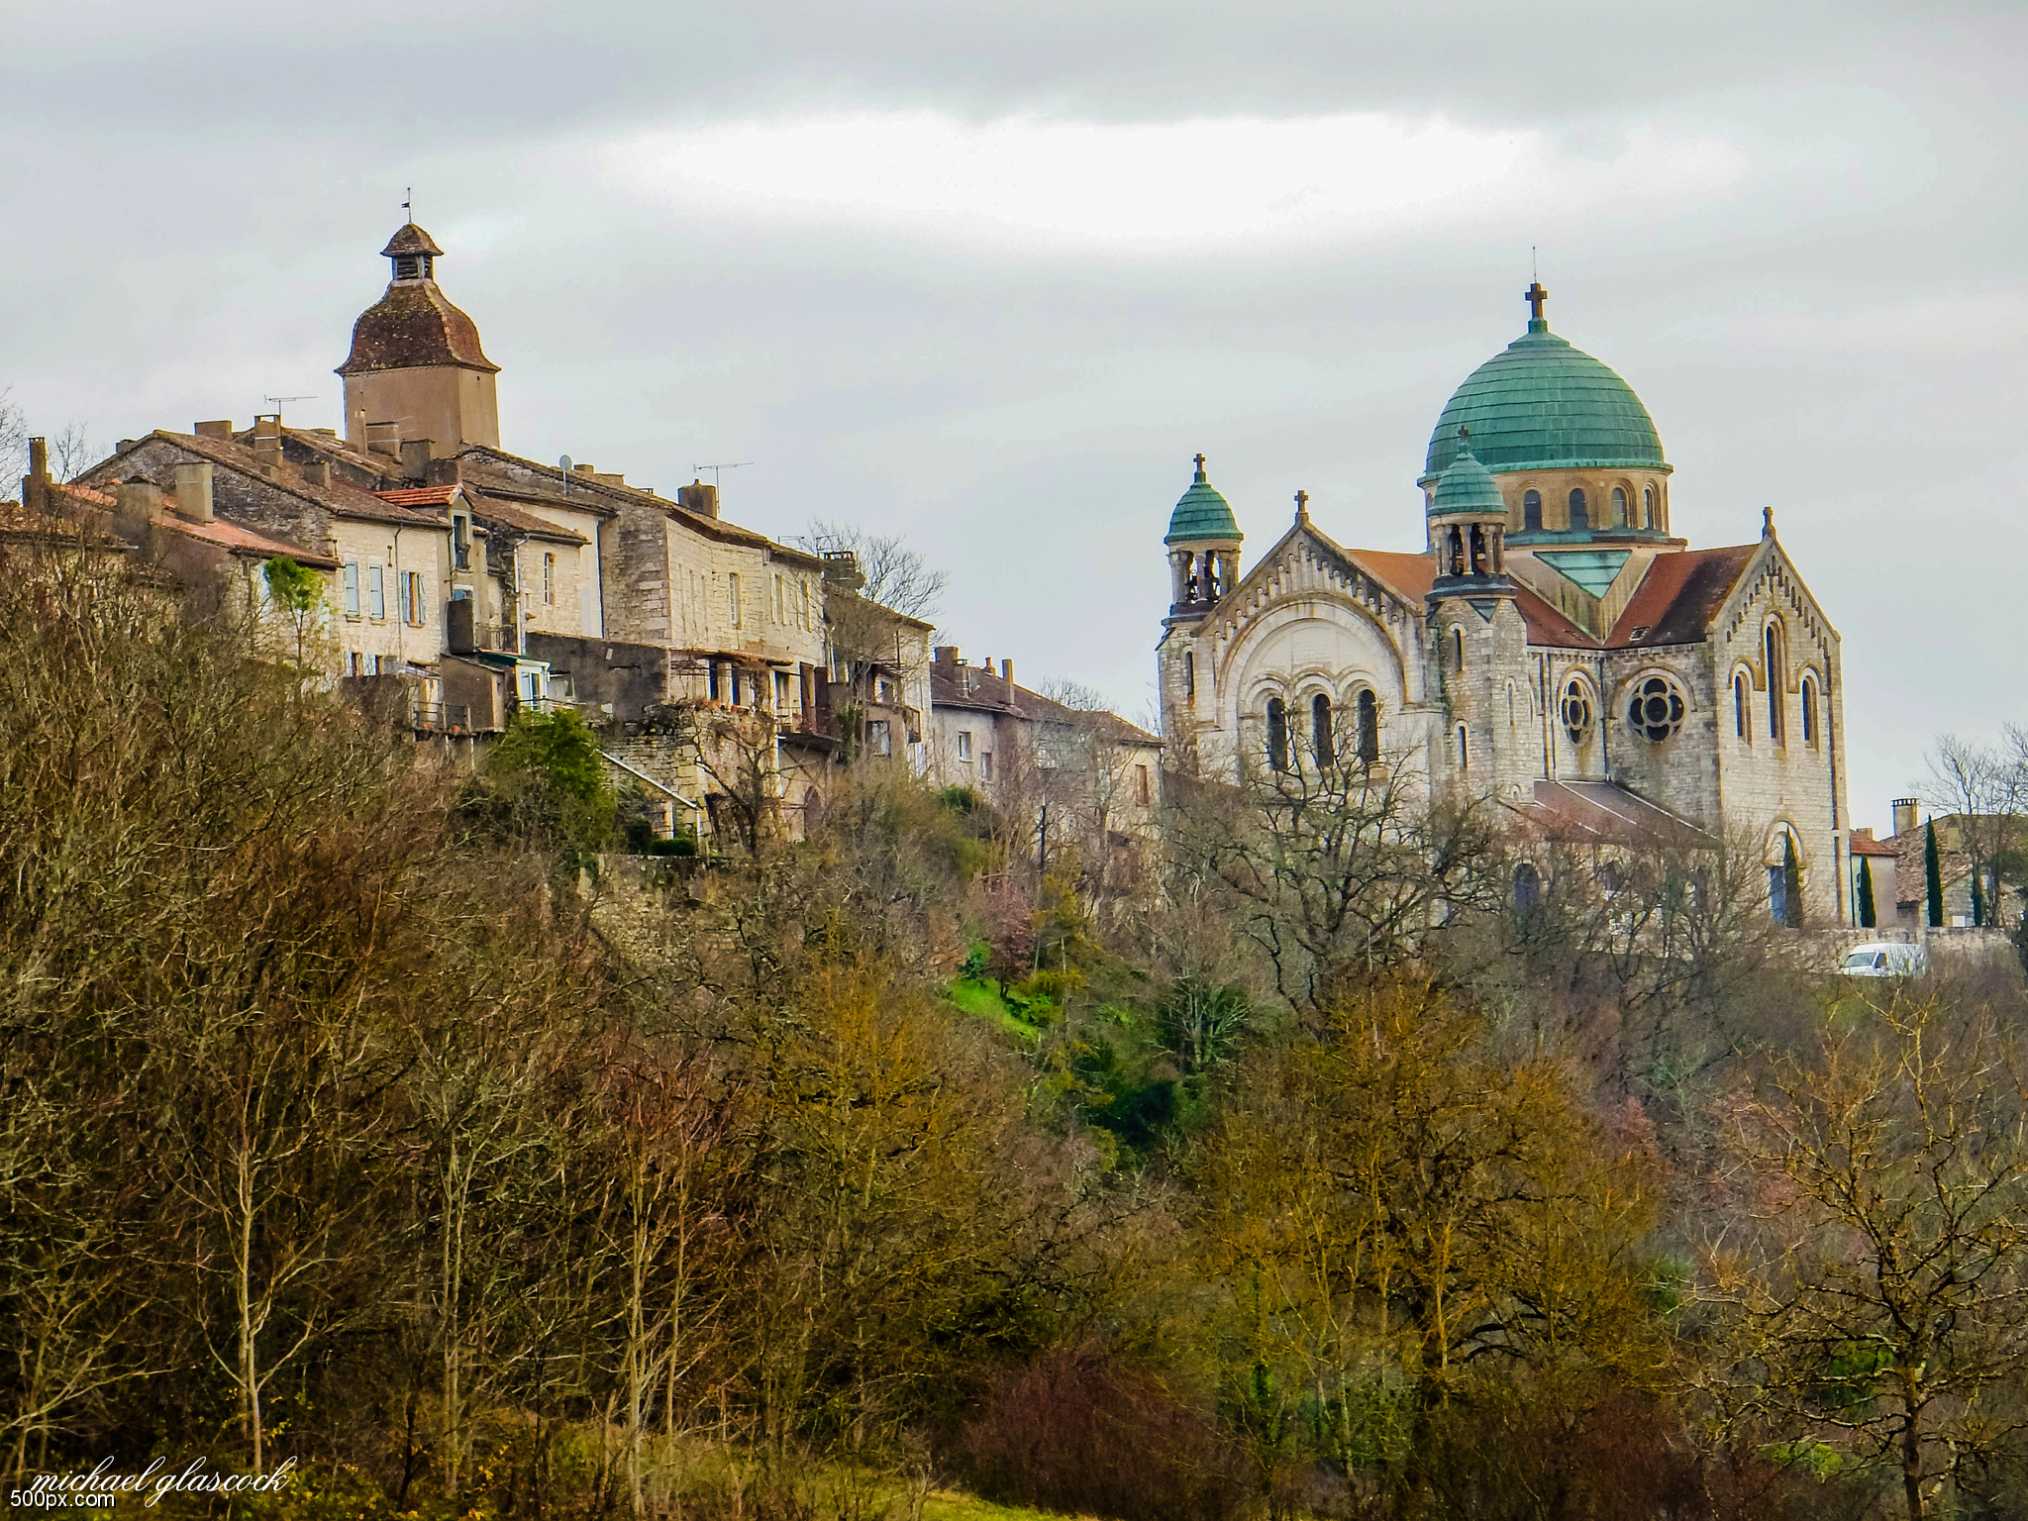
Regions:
[[1708, 995, 2028, 1521], [1166, 726, 1503, 1013], [1926, 731, 2027, 927], [798, 520, 946, 624]]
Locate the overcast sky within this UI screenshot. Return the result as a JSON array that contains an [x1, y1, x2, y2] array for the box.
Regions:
[[6, 1, 2024, 831]]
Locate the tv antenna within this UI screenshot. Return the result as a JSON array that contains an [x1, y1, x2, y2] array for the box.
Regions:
[[263, 393, 316, 411], [691, 461, 752, 488]]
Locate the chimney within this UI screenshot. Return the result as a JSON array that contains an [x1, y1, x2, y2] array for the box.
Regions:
[[1001, 658, 1015, 689], [593, 470, 626, 487], [193, 420, 232, 439], [425, 455, 464, 487], [115, 478, 159, 533], [172, 461, 215, 524], [573, 462, 596, 477], [1892, 797, 1920, 838], [677, 479, 720, 519], [23, 436, 49, 512], [932, 645, 959, 669], [364, 420, 402, 458], [302, 458, 331, 488], [251, 413, 283, 476], [400, 437, 436, 483]]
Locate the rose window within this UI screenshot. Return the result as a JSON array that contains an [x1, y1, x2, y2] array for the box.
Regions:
[[1627, 675, 1687, 742]]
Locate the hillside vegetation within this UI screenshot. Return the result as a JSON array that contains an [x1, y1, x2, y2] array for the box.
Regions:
[[5, 553, 2028, 1521]]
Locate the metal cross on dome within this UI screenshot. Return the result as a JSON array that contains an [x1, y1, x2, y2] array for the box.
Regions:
[[1525, 280, 1549, 322]]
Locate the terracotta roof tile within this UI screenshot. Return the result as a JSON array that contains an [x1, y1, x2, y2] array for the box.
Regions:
[[337, 280, 497, 376], [1607, 545, 1757, 648], [161, 515, 337, 567], [1506, 779, 1716, 849], [374, 484, 458, 507]]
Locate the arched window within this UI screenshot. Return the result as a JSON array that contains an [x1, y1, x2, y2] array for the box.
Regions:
[[1568, 488, 1589, 531], [1733, 673, 1749, 740], [1450, 626, 1465, 674], [1455, 723, 1470, 772], [1801, 673, 1818, 746], [1642, 484, 1656, 529], [1312, 693, 1333, 764], [1522, 489, 1542, 531], [1513, 862, 1542, 916], [1611, 486, 1629, 527], [1560, 676, 1595, 747], [1183, 650, 1195, 699], [1764, 623, 1784, 742], [1265, 697, 1289, 772], [1355, 689, 1379, 765]]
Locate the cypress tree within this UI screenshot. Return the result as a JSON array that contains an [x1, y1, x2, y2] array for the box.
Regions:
[[1781, 830, 1804, 928], [1925, 819, 1945, 928], [1857, 856, 1877, 929], [1972, 866, 1986, 927]]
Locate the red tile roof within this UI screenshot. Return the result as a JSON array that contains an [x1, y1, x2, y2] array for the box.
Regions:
[[1608, 546, 1758, 648], [374, 484, 458, 507], [162, 515, 338, 568], [1507, 780, 1716, 849], [1848, 828, 1899, 858], [337, 280, 497, 375]]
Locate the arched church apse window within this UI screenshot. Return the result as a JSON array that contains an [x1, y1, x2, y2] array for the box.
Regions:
[[1523, 490, 1542, 531], [1801, 673, 1818, 746], [1612, 486, 1630, 527], [1455, 723, 1470, 773], [1265, 697, 1289, 772], [1512, 862, 1542, 916], [1733, 673, 1749, 740], [1764, 623, 1784, 742], [1355, 689, 1379, 766], [1311, 694, 1333, 765], [1627, 675, 1688, 742], [1642, 485, 1656, 528], [1568, 489, 1590, 531]]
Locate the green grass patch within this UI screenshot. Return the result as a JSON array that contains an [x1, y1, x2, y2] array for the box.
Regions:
[[948, 976, 1042, 1039]]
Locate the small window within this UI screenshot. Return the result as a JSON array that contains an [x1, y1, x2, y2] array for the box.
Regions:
[[1356, 689, 1379, 765], [1311, 693, 1333, 764], [957, 730, 973, 760], [868, 719, 892, 757], [1626, 675, 1687, 742], [404, 571, 426, 626], [342, 560, 361, 617], [1559, 677, 1594, 747], [1184, 650, 1195, 699], [451, 515, 470, 571], [1734, 674, 1749, 740], [1522, 490, 1542, 531], [1642, 485, 1656, 529], [707, 663, 721, 701], [367, 563, 385, 620], [1455, 723, 1469, 772], [773, 670, 790, 711], [982, 750, 993, 780], [1801, 674, 1818, 746], [1137, 765, 1151, 805], [1765, 624, 1783, 742], [1450, 626, 1465, 674], [1568, 489, 1589, 531], [1611, 486, 1629, 527], [543, 553, 556, 605], [1265, 697, 1289, 772]]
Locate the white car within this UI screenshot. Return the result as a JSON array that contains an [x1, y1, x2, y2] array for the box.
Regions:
[[1839, 941, 1929, 978]]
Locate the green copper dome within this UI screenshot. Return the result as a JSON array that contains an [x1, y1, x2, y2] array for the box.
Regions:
[[1428, 434, 1505, 517], [1423, 313, 1666, 480], [1165, 454, 1240, 544]]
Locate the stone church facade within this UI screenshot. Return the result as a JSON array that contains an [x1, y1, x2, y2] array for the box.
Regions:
[[1157, 283, 1852, 924]]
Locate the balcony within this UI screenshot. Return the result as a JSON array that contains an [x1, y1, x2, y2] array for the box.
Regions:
[[446, 598, 519, 656], [410, 701, 474, 734]]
